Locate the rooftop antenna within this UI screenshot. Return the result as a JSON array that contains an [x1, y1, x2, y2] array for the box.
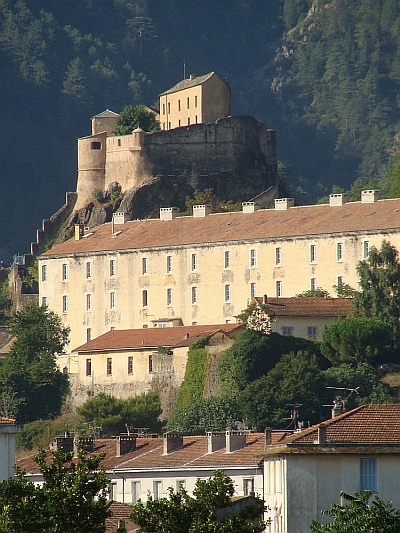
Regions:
[[183, 60, 186, 80], [324, 386, 359, 417], [282, 404, 304, 431]]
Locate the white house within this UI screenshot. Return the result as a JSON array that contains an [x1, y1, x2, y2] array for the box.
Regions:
[[0, 416, 24, 480], [261, 404, 400, 533]]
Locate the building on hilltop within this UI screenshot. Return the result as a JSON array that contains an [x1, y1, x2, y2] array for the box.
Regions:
[[158, 72, 230, 130], [262, 404, 400, 533], [75, 71, 277, 210], [38, 191, 400, 352]]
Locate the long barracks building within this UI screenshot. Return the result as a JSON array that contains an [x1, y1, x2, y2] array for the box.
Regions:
[[39, 191, 400, 352]]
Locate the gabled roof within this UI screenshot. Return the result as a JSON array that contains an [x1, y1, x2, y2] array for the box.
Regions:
[[262, 405, 400, 456], [73, 323, 242, 353], [92, 109, 119, 119], [40, 197, 400, 258], [253, 297, 353, 318], [160, 72, 219, 96]]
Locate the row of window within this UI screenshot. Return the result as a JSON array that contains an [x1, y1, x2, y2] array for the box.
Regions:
[[86, 355, 150, 377], [42, 260, 117, 282], [281, 325, 317, 339], [161, 95, 198, 116]]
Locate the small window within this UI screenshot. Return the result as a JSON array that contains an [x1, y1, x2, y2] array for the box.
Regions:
[[191, 253, 197, 271], [276, 280, 282, 297], [177, 479, 186, 492], [250, 282, 256, 298], [282, 326, 294, 336], [276, 247, 281, 265], [62, 295, 68, 313], [187, 97, 190, 109], [86, 262, 92, 278], [90, 141, 101, 150], [307, 326, 317, 339], [132, 481, 141, 503], [192, 286, 198, 304], [167, 102, 170, 114], [337, 276, 344, 288], [142, 257, 148, 275], [162, 103, 165, 115], [110, 259, 116, 277], [166, 255, 172, 273], [360, 458, 377, 491], [225, 284, 231, 302], [178, 100, 181, 111], [86, 328, 92, 342], [86, 358, 92, 376], [117, 139, 121, 147], [224, 251, 230, 268], [363, 241, 370, 258], [110, 292, 116, 309], [187, 117, 190, 125], [86, 294, 92, 311], [243, 478, 254, 497], [128, 356, 133, 375], [310, 245, 316, 262], [250, 249, 257, 267], [168, 121, 171, 129], [153, 480, 162, 500], [142, 290, 148, 307], [337, 243, 343, 260], [148, 354, 153, 373], [178, 119, 181, 127], [62, 264, 68, 281], [194, 95, 198, 108], [106, 357, 112, 376], [167, 288, 172, 306], [41, 264, 47, 282], [42, 296, 48, 307], [311, 278, 317, 291]]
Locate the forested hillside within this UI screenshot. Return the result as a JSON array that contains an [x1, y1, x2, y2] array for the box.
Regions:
[[1, 0, 400, 260]]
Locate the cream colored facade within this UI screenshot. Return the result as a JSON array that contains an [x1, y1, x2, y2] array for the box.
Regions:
[[0, 420, 24, 480], [159, 72, 230, 130], [39, 192, 400, 353]]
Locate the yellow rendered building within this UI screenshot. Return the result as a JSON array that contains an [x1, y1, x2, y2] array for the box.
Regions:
[[158, 72, 230, 130], [39, 191, 400, 353]]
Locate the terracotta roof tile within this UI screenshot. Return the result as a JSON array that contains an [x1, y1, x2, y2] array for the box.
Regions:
[[281, 404, 400, 445], [73, 324, 241, 353], [254, 297, 353, 317], [106, 502, 137, 532], [40, 198, 400, 258]]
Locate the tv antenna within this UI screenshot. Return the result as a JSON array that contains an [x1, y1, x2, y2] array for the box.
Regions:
[[324, 386, 359, 415], [282, 404, 304, 431]]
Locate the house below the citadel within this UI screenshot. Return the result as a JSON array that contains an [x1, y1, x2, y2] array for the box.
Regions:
[[75, 71, 278, 210]]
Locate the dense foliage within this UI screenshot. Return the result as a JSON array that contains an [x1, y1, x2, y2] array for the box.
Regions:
[[113, 104, 160, 134], [76, 390, 163, 436], [0, 447, 111, 533], [131, 470, 267, 533], [310, 490, 400, 533], [4, 1, 400, 259], [0, 303, 69, 422]]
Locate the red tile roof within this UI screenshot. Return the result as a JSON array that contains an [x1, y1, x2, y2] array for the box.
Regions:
[[18, 432, 273, 475], [262, 405, 400, 454], [254, 297, 353, 317], [73, 324, 242, 353], [106, 502, 137, 533], [40, 198, 400, 258]]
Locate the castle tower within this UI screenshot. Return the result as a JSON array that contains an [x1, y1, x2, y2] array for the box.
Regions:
[[91, 109, 119, 136]]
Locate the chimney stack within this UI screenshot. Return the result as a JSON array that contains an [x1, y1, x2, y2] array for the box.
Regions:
[[264, 427, 272, 447], [316, 425, 326, 445], [116, 435, 136, 457], [207, 431, 225, 453], [163, 431, 183, 455], [193, 204, 212, 217], [225, 430, 246, 453], [75, 224, 84, 241]]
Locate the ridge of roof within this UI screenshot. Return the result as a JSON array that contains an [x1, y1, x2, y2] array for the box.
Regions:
[[160, 72, 216, 95], [92, 109, 119, 119]]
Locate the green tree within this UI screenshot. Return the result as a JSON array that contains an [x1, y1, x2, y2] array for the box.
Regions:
[[310, 490, 400, 533], [113, 104, 159, 134], [0, 281, 11, 324], [295, 288, 331, 298], [131, 470, 267, 533], [76, 391, 163, 436], [0, 447, 111, 533], [236, 302, 274, 334], [320, 317, 391, 366], [354, 241, 400, 345], [0, 303, 69, 423]]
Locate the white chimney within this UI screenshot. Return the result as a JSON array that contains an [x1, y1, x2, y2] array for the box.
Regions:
[[361, 190, 381, 203], [160, 207, 180, 221], [193, 204, 212, 217], [242, 202, 261, 213], [112, 212, 129, 225], [329, 193, 349, 206], [274, 198, 294, 210]]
